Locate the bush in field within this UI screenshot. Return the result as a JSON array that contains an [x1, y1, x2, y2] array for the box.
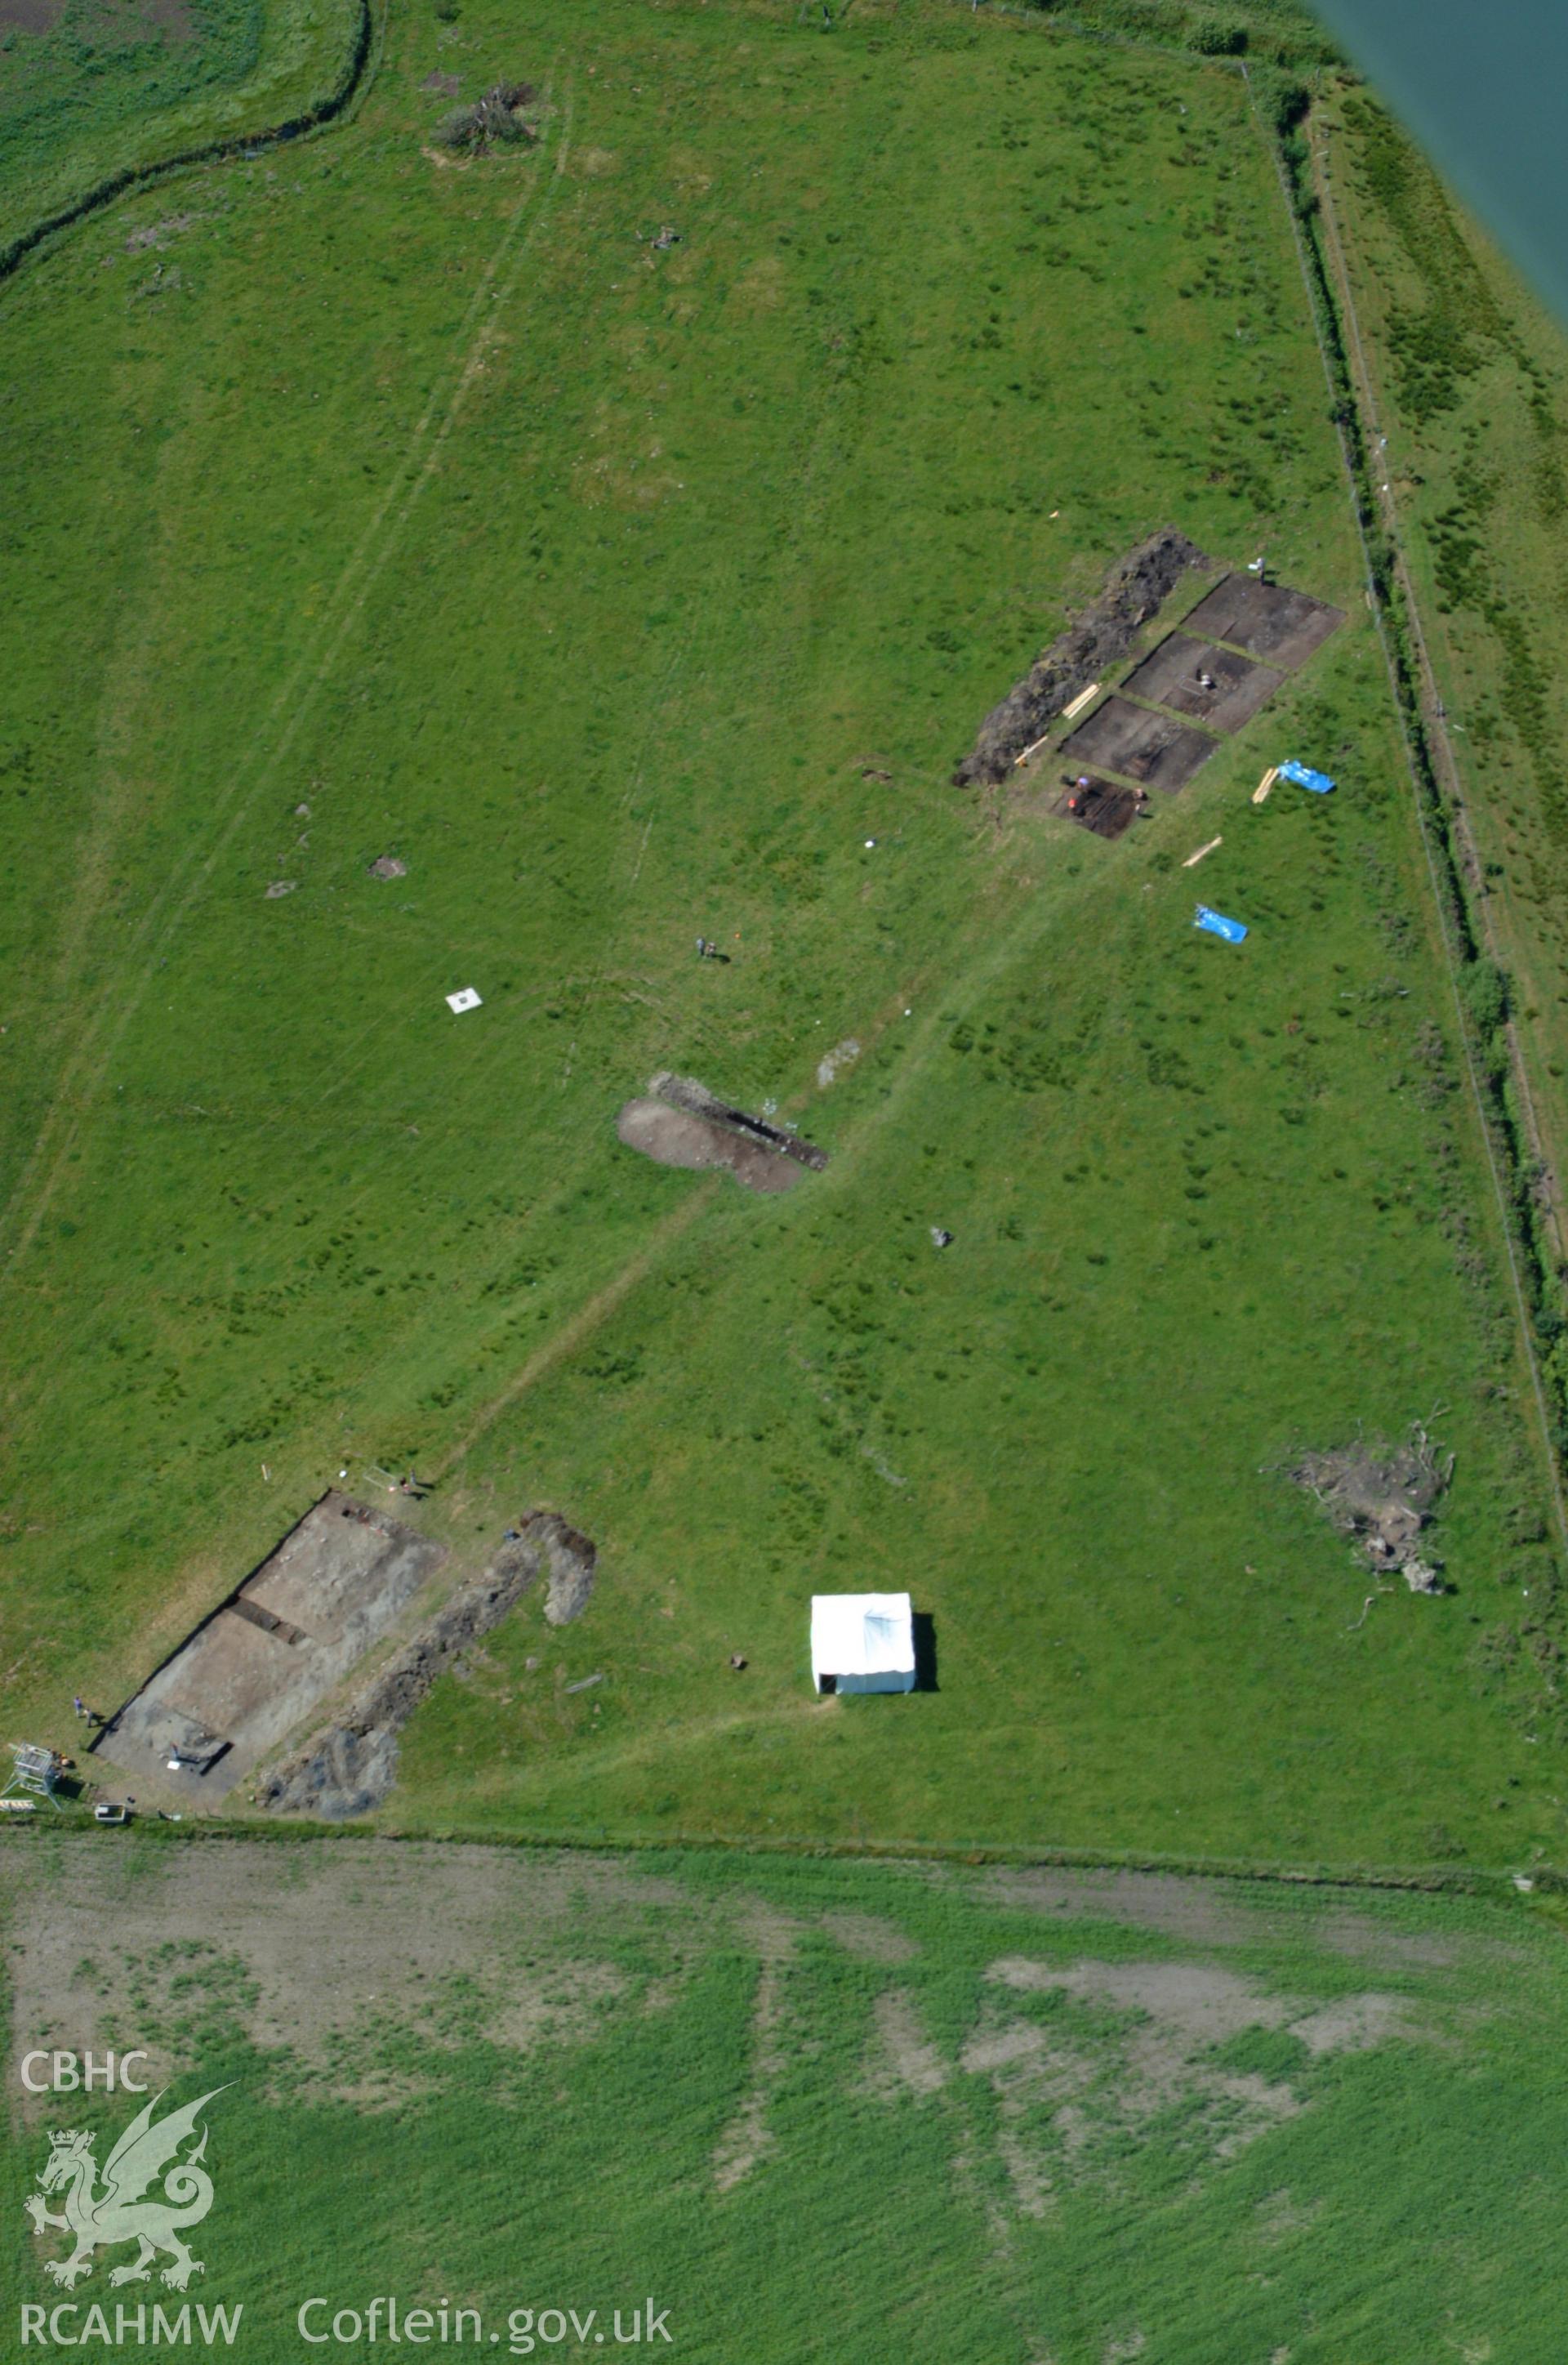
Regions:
[[1189, 14, 1249, 52]]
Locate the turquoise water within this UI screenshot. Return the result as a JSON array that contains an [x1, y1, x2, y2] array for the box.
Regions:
[[1310, 0, 1568, 325]]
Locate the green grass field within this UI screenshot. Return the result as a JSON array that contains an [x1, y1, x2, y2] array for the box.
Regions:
[[10, 7, 1568, 2349], [5, 1835, 1568, 2364], [2, 0, 1565, 1871]]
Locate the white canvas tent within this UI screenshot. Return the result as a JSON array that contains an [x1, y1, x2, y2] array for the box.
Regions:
[[810, 1591, 915, 1695]]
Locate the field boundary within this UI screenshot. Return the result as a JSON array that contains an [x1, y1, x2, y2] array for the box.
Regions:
[[6, 1810, 1552, 1906], [1243, 69, 1568, 1568], [1307, 123, 1568, 1277], [0, 0, 378, 292]]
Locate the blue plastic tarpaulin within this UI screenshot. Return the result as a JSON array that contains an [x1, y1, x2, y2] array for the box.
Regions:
[[1278, 758, 1335, 795], [1194, 904, 1248, 944]]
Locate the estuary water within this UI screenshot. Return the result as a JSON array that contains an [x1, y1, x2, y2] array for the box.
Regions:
[[1307, 0, 1568, 328]]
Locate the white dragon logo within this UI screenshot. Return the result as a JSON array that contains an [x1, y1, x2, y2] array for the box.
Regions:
[[25, 2087, 226, 2291]]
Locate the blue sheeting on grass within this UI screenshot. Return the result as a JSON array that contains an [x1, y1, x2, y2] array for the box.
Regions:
[[1279, 758, 1335, 794], [1194, 904, 1248, 944]]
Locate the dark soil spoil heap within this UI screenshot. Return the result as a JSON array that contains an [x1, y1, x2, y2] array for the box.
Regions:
[[954, 529, 1209, 788]]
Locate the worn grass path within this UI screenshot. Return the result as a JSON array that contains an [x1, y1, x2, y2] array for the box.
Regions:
[[0, 73, 576, 1288]]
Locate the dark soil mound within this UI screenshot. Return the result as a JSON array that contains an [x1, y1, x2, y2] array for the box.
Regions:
[[955, 529, 1209, 788]]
